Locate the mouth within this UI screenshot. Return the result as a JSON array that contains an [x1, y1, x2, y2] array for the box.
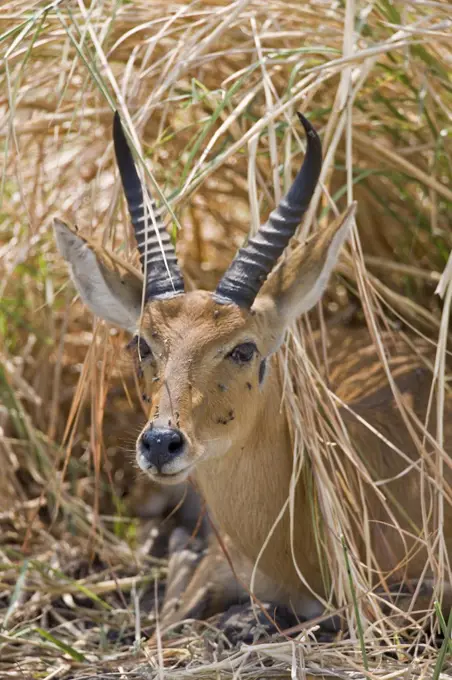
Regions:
[[136, 451, 192, 484], [149, 468, 192, 485]]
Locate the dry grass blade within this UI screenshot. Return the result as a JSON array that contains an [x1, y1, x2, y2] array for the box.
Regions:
[[1, 0, 451, 677]]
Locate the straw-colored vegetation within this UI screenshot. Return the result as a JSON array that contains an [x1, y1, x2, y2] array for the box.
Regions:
[[1, 0, 452, 677]]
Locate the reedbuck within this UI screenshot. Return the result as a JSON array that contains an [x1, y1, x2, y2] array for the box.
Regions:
[[55, 112, 452, 629]]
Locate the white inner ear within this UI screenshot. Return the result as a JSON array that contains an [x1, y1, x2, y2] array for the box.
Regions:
[[54, 220, 141, 332], [295, 218, 352, 316], [254, 204, 356, 356], [282, 204, 356, 320]]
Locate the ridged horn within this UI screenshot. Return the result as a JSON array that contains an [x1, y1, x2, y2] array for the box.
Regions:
[[113, 112, 185, 300], [215, 113, 322, 308]]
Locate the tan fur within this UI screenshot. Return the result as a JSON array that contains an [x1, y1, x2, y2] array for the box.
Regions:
[[141, 295, 452, 614], [55, 209, 452, 628]]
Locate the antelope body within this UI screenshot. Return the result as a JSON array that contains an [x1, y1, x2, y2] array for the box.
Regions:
[[54, 112, 452, 627]]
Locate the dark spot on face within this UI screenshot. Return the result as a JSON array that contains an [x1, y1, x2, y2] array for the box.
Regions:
[[246, 382, 252, 390], [259, 359, 267, 385], [142, 393, 152, 404], [216, 410, 235, 425], [218, 383, 228, 392]]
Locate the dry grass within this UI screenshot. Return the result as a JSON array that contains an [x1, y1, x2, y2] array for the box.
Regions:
[[1, 0, 452, 677]]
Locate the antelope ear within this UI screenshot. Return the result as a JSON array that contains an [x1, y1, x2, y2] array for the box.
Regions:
[[54, 219, 142, 332], [255, 203, 356, 351]]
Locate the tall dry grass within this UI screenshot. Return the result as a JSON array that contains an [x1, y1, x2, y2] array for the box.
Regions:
[[1, 0, 452, 677]]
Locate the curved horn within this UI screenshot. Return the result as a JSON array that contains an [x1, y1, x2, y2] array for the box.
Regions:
[[215, 113, 322, 308], [113, 112, 185, 300]]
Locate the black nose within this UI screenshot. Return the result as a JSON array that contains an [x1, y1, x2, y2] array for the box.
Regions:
[[139, 427, 185, 472]]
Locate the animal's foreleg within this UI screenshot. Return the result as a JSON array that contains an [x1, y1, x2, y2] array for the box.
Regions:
[[156, 532, 248, 634]]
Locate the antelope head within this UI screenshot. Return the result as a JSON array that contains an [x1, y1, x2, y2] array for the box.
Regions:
[[54, 112, 354, 486]]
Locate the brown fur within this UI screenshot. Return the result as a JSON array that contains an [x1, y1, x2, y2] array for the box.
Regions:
[[54, 210, 452, 628], [139, 293, 452, 620]]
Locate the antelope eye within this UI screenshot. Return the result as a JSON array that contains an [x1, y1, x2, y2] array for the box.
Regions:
[[127, 335, 153, 363], [137, 336, 153, 362], [228, 342, 257, 364]]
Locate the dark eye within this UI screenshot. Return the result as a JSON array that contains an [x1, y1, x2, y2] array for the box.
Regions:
[[228, 342, 257, 364], [126, 335, 153, 363], [137, 336, 153, 362]]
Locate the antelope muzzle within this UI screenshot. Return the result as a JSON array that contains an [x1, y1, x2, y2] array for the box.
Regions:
[[137, 425, 189, 481]]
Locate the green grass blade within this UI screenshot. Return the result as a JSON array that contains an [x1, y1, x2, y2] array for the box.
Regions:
[[35, 627, 87, 662]]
